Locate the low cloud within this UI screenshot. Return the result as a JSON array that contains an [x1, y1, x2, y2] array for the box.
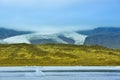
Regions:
[[8, 25, 93, 34]]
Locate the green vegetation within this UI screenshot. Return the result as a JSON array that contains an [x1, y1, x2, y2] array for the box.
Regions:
[[0, 43, 120, 66]]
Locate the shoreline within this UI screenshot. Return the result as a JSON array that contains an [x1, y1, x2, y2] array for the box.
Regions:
[[0, 66, 120, 72]]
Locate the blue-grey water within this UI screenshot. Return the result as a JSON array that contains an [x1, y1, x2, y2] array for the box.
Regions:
[[0, 72, 120, 80]]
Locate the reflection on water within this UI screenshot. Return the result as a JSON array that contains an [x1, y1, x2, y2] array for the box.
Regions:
[[0, 72, 120, 80]]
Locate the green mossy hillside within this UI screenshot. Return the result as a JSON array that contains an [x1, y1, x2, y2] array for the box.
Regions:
[[0, 44, 120, 66]]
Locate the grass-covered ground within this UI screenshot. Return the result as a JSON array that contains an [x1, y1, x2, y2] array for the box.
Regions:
[[0, 44, 120, 66]]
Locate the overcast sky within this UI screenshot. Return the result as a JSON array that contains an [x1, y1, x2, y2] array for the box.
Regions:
[[0, 0, 120, 33]]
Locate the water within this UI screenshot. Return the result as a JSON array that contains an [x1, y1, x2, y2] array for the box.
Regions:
[[0, 72, 120, 80], [0, 66, 120, 80]]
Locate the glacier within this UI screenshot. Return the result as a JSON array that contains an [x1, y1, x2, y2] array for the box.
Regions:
[[0, 31, 87, 45]]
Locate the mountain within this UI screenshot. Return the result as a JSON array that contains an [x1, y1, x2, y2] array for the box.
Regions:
[[77, 27, 120, 49], [84, 34, 120, 49], [77, 27, 120, 36], [1, 27, 120, 49], [1, 32, 87, 45], [0, 27, 33, 39], [0, 44, 120, 66]]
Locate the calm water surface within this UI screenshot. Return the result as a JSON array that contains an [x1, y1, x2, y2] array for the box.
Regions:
[[0, 72, 120, 80]]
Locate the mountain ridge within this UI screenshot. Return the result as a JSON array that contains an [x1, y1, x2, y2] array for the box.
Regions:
[[1, 27, 120, 49], [77, 27, 120, 49], [0, 27, 33, 39]]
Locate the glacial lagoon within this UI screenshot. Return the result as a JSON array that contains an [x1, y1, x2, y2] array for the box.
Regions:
[[0, 66, 120, 80]]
